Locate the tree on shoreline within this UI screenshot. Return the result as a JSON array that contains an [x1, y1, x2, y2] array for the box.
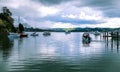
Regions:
[[0, 6, 16, 33]]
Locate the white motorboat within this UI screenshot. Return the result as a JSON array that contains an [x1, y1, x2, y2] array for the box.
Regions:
[[65, 30, 71, 34], [31, 32, 39, 36], [43, 31, 51, 36], [93, 31, 100, 36], [8, 32, 20, 38]]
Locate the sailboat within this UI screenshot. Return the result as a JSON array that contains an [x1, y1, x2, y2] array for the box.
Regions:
[[19, 32, 28, 37], [18, 16, 28, 37]]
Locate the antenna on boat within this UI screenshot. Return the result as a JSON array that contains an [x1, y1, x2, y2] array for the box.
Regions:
[[18, 16, 20, 24]]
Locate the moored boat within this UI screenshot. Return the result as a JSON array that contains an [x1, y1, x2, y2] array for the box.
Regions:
[[65, 30, 71, 34], [19, 32, 28, 37], [31, 32, 39, 36], [93, 31, 100, 36], [82, 32, 91, 44], [43, 31, 51, 36], [8, 32, 20, 38]]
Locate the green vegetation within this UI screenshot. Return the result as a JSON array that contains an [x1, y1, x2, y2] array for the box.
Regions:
[[63, 28, 75, 32], [0, 7, 16, 34]]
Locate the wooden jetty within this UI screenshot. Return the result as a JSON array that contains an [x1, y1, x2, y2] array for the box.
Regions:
[[102, 31, 120, 38]]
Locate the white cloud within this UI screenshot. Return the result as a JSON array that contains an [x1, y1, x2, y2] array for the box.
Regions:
[[62, 14, 76, 19], [1, 0, 30, 9], [98, 18, 120, 28], [78, 8, 103, 21], [27, 20, 55, 28], [78, 18, 120, 28], [38, 6, 60, 17], [61, 7, 104, 21], [52, 22, 77, 28], [0, 0, 59, 17]]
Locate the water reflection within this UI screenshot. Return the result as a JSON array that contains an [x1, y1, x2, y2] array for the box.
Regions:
[[104, 36, 120, 53], [1, 32, 120, 72], [0, 35, 13, 60]]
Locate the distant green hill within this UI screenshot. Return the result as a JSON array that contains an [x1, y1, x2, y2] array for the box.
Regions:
[[24, 27, 117, 32]]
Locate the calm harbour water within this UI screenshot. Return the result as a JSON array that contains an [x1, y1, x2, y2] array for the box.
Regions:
[[0, 32, 120, 72]]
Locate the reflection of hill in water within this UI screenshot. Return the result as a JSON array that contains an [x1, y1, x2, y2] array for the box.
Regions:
[[0, 35, 13, 60]]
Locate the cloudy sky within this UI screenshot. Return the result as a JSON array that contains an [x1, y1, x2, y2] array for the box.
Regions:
[[0, 0, 120, 28]]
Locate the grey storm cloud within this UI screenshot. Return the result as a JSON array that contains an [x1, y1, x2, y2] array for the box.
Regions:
[[78, 0, 120, 18], [32, 0, 114, 8], [32, 0, 120, 18], [83, 0, 113, 7], [32, 0, 71, 6], [43, 15, 105, 24]]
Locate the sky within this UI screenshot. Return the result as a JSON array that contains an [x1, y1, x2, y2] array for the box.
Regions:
[[0, 0, 120, 28]]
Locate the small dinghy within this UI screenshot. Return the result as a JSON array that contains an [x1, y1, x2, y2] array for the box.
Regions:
[[31, 32, 39, 36]]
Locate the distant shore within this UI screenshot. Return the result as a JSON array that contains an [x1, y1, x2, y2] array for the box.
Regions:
[[24, 27, 119, 32]]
